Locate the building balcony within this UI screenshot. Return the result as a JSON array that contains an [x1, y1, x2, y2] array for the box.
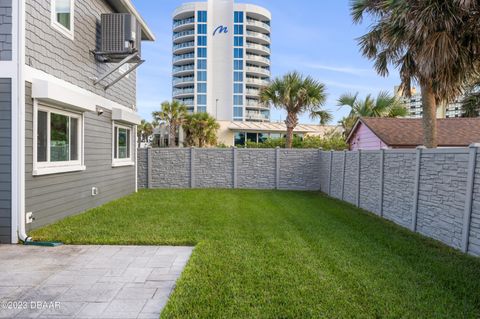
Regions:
[[245, 54, 270, 67], [246, 77, 270, 87], [173, 87, 195, 97], [173, 30, 195, 43], [246, 31, 270, 45], [246, 66, 270, 77], [246, 43, 271, 55], [245, 88, 260, 97], [173, 53, 195, 65], [245, 111, 270, 122], [173, 41, 195, 54], [172, 64, 195, 76], [246, 18, 271, 33], [173, 76, 195, 86], [173, 17, 195, 32], [174, 98, 194, 106]]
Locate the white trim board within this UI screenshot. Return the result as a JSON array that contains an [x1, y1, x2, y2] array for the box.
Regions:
[[24, 65, 139, 115]]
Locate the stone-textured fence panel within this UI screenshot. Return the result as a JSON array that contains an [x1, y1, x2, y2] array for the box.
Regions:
[[469, 152, 480, 255], [330, 152, 344, 199], [194, 149, 234, 189], [138, 148, 322, 192], [322, 146, 480, 257], [382, 151, 416, 228], [359, 151, 382, 215], [237, 149, 276, 189], [343, 152, 359, 206], [416, 150, 469, 249]]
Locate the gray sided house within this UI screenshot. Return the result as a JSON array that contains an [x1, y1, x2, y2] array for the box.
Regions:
[[0, 0, 154, 243]]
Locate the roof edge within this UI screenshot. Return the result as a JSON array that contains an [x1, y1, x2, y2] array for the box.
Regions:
[[106, 0, 156, 41]]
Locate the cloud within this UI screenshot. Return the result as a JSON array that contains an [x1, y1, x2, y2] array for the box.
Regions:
[[303, 63, 375, 76]]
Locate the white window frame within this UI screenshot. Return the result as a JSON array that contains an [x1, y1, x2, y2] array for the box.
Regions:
[[51, 0, 75, 40], [112, 122, 135, 167], [32, 101, 85, 176]]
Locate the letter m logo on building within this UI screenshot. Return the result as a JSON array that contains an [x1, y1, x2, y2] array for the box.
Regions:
[[213, 25, 228, 36]]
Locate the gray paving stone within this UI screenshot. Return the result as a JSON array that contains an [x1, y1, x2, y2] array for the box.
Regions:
[[0, 245, 193, 319]]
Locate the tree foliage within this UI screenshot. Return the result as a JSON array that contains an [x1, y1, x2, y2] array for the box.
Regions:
[[182, 113, 220, 148], [260, 72, 328, 148]]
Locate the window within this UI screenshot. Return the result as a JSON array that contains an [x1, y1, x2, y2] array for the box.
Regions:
[[234, 72, 243, 82], [198, 11, 207, 22], [234, 60, 243, 70], [234, 95, 243, 106], [197, 106, 207, 113], [234, 107, 243, 119], [234, 83, 243, 94], [197, 36, 207, 46], [234, 36, 243, 47], [234, 48, 243, 59], [234, 25, 243, 35], [234, 132, 245, 146], [198, 48, 207, 58], [113, 123, 134, 167], [197, 59, 207, 70], [51, 0, 74, 39], [198, 24, 207, 34], [197, 95, 207, 105], [34, 104, 84, 175], [234, 11, 244, 23], [197, 83, 207, 93], [197, 71, 207, 81]]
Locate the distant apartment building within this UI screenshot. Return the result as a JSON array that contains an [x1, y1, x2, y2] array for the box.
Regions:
[[172, 0, 271, 122], [0, 0, 154, 243], [395, 86, 465, 118]]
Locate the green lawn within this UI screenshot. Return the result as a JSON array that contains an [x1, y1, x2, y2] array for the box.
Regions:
[[32, 189, 480, 318]]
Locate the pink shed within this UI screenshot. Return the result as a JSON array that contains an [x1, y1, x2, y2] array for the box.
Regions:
[[349, 122, 388, 150]]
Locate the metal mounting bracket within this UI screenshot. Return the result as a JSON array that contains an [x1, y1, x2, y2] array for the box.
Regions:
[[93, 53, 144, 91]]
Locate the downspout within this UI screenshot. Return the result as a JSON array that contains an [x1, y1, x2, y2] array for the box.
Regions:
[[17, 0, 31, 243]]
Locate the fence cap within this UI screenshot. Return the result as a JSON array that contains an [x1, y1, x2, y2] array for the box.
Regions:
[[469, 143, 480, 148], [416, 146, 427, 149]]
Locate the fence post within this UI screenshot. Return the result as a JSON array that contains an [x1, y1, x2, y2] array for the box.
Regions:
[[233, 147, 238, 189], [190, 147, 195, 189], [275, 147, 280, 189], [341, 150, 346, 200], [379, 148, 385, 217], [461, 143, 479, 253], [356, 150, 361, 207], [411, 146, 425, 232], [147, 148, 152, 189], [328, 151, 333, 195]]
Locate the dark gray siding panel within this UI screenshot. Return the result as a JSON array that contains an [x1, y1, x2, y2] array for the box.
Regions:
[[25, 0, 136, 107], [0, 78, 11, 243], [0, 0, 12, 61], [24, 82, 136, 230]]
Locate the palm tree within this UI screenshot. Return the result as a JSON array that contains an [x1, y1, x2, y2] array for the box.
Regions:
[[182, 113, 220, 148], [310, 109, 333, 125], [137, 120, 153, 148], [351, 0, 480, 148], [152, 101, 187, 148], [339, 116, 359, 138], [338, 91, 408, 118], [260, 71, 327, 148]]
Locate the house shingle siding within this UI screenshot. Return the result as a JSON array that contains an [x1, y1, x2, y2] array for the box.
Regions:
[[25, 0, 136, 108], [25, 82, 136, 230], [0, 0, 12, 61], [0, 78, 11, 243]]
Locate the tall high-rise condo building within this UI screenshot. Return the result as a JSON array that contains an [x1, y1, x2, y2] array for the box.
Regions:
[[172, 0, 271, 122]]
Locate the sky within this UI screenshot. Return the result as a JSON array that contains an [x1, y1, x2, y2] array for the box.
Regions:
[[132, 0, 401, 124]]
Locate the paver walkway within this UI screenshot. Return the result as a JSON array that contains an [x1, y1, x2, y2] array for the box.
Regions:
[[0, 245, 193, 318]]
